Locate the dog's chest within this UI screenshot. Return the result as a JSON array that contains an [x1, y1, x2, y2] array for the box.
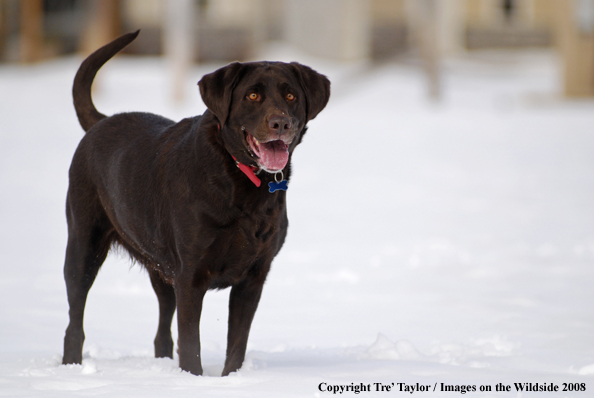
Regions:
[[203, 202, 286, 288]]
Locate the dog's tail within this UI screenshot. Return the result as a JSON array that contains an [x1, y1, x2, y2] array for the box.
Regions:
[[73, 30, 140, 132]]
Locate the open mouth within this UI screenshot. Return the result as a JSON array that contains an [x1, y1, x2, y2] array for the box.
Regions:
[[246, 132, 289, 172]]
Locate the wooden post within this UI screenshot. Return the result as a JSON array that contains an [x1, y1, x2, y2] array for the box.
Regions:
[[163, 0, 195, 102], [20, 0, 43, 63], [0, 2, 7, 60], [417, 0, 441, 100], [554, 0, 594, 97], [80, 0, 121, 56]]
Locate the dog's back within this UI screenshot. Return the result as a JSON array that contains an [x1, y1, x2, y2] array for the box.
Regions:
[[69, 29, 186, 262]]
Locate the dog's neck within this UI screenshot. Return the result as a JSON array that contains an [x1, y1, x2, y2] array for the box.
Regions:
[[215, 122, 262, 187]]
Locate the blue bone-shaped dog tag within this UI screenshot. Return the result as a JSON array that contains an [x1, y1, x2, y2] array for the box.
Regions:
[[268, 180, 288, 193]]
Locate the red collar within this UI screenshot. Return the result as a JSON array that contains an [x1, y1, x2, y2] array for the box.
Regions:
[[231, 155, 261, 187]]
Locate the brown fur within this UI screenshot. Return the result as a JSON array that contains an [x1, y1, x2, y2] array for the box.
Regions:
[[62, 31, 330, 376]]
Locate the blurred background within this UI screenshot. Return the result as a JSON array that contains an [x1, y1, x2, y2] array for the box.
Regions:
[[1, 1, 594, 393], [2, 0, 593, 100]]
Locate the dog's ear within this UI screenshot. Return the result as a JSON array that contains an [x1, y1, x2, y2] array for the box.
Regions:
[[198, 62, 245, 127], [289, 62, 331, 121]]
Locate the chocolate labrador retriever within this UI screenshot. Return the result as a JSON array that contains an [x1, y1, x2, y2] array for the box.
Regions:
[[62, 31, 330, 376]]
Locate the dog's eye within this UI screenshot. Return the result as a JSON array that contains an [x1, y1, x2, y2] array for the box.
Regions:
[[286, 93, 296, 101], [247, 93, 260, 101]]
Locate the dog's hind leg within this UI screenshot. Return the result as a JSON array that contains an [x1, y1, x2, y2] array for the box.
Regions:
[[148, 269, 176, 359], [62, 207, 112, 365]]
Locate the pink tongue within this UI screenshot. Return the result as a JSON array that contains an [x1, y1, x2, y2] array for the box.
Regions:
[[258, 140, 289, 171]]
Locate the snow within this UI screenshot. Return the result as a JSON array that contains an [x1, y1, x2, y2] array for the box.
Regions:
[[1, 46, 594, 397]]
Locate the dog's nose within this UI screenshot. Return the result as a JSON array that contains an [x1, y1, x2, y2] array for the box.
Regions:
[[268, 115, 292, 135]]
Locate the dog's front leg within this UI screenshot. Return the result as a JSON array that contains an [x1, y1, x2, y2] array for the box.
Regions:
[[175, 275, 207, 375], [222, 277, 265, 376]]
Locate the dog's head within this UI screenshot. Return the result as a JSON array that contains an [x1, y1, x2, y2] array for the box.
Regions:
[[199, 62, 330, 173]]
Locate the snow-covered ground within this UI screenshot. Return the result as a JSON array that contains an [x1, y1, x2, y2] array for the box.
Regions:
[[1, 44, 594, 397]]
